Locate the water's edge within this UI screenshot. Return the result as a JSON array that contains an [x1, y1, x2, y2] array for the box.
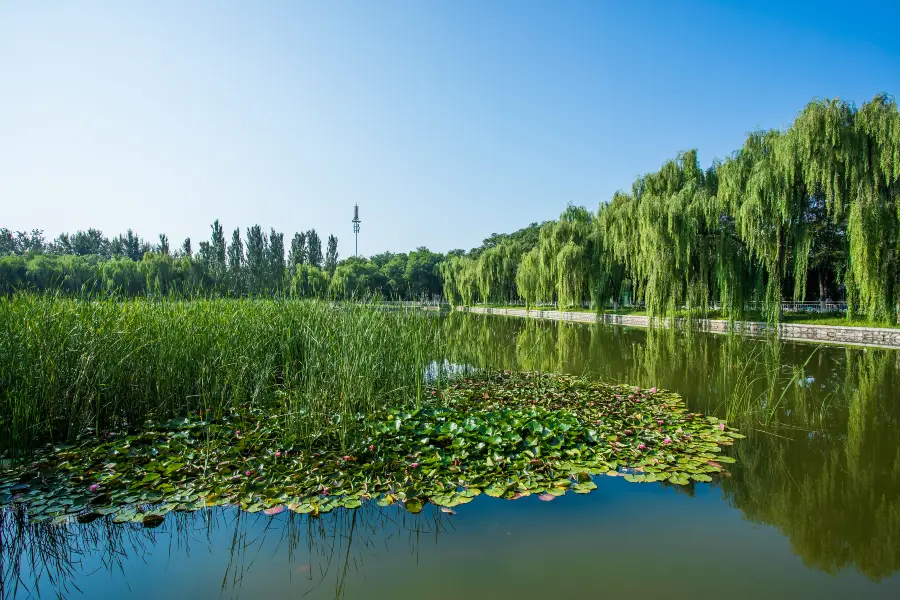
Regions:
[[456, 306, 900, 349]]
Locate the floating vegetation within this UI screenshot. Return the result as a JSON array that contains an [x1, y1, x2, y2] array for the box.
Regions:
[[0, 372, 742, 526]]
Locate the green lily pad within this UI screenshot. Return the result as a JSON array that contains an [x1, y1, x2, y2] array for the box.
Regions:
[[0, 371, 740, 527]]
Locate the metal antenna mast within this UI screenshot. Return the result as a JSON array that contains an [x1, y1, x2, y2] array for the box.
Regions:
[[352, 204, 361, 257]]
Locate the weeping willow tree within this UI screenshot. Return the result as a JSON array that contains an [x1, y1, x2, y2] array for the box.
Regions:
[[440, 94, 900, 324], [844, 95, 900, 322], [438, 256, 479, 307], [587, 213, 627, 310], [602, 94, 898, 323], [515, 248, 540, 308], [474, 241, 520, 304], [718, 94, 899, 323], [594, 191, 640, 308], [528, 206, 594, 309], [595, 151, 746, 320], [616, 151, 719, 318]]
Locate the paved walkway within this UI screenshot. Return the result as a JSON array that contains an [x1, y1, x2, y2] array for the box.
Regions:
[[456, 306, 900, 349]]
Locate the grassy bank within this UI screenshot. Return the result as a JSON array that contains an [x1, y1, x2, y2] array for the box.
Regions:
[[0, 295, 444, 458]]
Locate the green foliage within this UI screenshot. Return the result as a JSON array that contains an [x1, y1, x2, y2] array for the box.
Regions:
[[0, 255, 26, 293], [0, 218, 437, 302], [0, 228, 45, 254], [306, 229, 323, 268], [441, 94, 900, 324], [439, 255, 478, 306], [101, 257, 144, 296], [404, 247, 443, 299], [156, 233, 170, 255], [0, 371, 739, 523], [381, 253, 409, 297], [324, 234, 339, 275], [468, 221, 545, 259], [330, 257, 386, 299], [245, 225, 268, 293], [267, 228, 286, 293], [0, 296, 442, 458], [290, 264, 328, 298], [227, 228, 245, 295], [288, 232, 307, 266], [475, 241, 520, 304]]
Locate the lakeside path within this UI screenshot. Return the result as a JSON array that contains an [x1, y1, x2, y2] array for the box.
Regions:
[[456, 306, 900, 350]]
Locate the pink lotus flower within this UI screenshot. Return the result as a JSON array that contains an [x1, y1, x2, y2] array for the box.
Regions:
[[244, 470, 252, 476], [628, 394, 635, 400], [663, 437, 672, 445], [638, 443, 646, 450], [343, 455, 350, 461], [649, 387, 658, 394], [657, 420, 663, 425], [718, 423, 725, 431], [275, 451, 281, 458], [369, 444, 375, 451], [633, 387, 640, 393], [410, 462, 419, 468], [89, 483, 100, 492]]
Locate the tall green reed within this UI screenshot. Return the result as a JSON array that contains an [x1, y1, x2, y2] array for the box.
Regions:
[[0, 295, 444, 458]]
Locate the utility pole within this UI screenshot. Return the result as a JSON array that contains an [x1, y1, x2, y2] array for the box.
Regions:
[[352, 203, 361, 257]]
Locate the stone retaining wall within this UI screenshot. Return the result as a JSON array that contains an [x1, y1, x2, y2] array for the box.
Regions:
[[456, 306, 900, 349]]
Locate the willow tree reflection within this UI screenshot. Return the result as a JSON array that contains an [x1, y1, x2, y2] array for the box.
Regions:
[[444, 312, 900, 580]]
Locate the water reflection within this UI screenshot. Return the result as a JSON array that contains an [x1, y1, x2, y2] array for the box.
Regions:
[[1, 503, 452, 599], [4, 314, 900, 598], [444, 313, 900, 581]]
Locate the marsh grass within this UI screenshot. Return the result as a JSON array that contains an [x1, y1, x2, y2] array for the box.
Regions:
[[0, 295, 445, 458], [718, 337, 827, 426]]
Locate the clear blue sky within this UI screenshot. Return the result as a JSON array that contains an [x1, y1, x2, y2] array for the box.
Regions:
[[1, 1, 898, 258]]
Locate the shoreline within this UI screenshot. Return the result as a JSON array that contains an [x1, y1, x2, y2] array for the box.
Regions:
[[455, 306, 900, 350]]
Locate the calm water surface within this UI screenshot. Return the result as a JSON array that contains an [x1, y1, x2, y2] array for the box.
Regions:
[[5, 313, 900, 599]]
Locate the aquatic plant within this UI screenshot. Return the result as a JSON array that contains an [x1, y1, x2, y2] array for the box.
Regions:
[[0, 372, 741, 526], [0, 295, 443, 458]]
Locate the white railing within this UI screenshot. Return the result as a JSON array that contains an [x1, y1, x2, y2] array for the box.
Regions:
[[379, 299, 446, 308], [746, 301, 847, 313], [475, 299, 850, 314]]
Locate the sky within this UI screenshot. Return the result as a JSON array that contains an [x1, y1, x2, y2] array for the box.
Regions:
[[1, 1, 898, 259]]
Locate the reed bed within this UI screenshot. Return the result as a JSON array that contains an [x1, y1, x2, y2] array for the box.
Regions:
[[0, 295, 444, 458]]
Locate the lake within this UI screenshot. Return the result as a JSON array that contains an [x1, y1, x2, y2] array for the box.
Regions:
[[5, 312, 900, 599]]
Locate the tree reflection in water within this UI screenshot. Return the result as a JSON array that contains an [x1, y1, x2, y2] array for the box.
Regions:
[[4, 313, 899, 597], [444, 312, 900, 580]]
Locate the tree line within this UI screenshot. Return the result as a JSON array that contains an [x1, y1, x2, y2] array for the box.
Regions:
[[442, 94, 900, 324], [0, 221, 442, 299], [6, 94, 897, 318]]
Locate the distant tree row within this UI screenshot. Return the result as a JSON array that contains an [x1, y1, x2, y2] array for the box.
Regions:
[[442, 94, 900, 324], [0, 221, 443, 300]]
